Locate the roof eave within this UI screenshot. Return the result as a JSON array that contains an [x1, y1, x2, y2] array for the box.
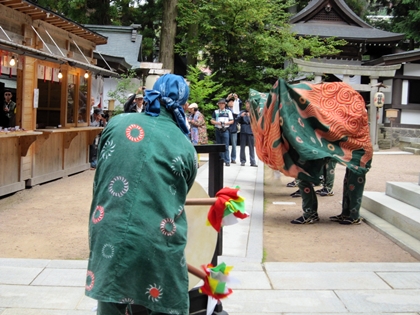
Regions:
[[1, 0, 108, 45], [292, 31, 404, 43]]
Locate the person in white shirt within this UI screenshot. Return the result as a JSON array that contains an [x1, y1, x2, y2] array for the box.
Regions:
[[211, 98, 234, 166]]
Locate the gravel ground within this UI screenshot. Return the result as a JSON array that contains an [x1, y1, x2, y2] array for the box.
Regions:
[[263, 149, 420, 262], [0, 148, 419, 263]]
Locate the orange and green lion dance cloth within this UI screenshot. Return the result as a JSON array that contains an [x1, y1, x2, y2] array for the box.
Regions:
[[249, 79, 373, 184]]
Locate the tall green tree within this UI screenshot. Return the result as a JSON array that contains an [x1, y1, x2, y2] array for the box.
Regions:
[[160, 0, 178, 72], [389, 0, 420, 49], [177, 0, 346, 98], [134, 0, 163, 62], [366, 0, 418, 49], [186, 65, 229, 141], [36, 0, 117, 24]]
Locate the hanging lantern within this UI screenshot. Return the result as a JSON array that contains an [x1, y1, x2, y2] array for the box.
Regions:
[[374, 91, 385, 108], [9, 56, 16, 67]]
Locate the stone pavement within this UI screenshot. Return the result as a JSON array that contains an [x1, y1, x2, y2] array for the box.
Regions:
[[1, 149, 420, 315]]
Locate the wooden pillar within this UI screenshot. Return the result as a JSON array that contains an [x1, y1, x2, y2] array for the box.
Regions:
[[342, 75, 350, 84], [313, 73, 323, 83]]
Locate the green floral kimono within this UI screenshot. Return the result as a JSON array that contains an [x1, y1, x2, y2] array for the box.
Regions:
[[85, 109, 198, 315]]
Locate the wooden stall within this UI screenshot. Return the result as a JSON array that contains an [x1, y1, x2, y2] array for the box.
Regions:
[[27, 127, 103, 186], [0, 131, 41, 196], [0, 0, 118, 197]]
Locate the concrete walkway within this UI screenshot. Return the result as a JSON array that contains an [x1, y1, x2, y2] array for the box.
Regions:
[[1, 149, 420, 314]]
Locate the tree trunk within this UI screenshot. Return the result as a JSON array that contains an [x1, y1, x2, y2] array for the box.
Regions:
[[186, 22, 198, 67], [159, 0, 178, 73], [87, 0, 112, 25]]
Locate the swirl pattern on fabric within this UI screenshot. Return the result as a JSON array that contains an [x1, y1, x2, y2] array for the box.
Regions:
[[249, 79, 373, 184]]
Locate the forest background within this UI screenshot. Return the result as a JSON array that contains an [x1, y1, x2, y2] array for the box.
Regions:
[[34, 0, 420, 141]]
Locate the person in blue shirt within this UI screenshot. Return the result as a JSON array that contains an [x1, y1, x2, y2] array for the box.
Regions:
[[236, 99, 257, 167], [227, 97, 238, 164]]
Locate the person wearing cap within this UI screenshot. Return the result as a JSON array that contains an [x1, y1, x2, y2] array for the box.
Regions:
[[85, 74, 197, 315], [187, 102, 208, 145], [211, 98, 234, 166], [123, 87, 143, 113], [133, 93, 145, 112]]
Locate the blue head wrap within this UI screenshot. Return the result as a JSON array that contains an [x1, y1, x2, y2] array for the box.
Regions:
[[143, 74, 190, 136]]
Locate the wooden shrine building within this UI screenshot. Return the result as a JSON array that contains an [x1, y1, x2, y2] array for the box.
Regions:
[[288, 0, 420, 148], [0, 0, 118, 197], [290, 0, 404, 62]]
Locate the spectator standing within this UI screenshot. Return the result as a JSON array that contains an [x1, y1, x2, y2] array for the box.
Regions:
[[227, 92, 242, 115], [134, 93, 145, 113], [227, 97, 238, 164], [183, 102, 191, 133], [89, 109, 107, 169], [237, 100, 257, 167], [187, 102, 208, 145], [2, 90, 16, 128], [123, 87, 143, 113], [211, 98, 233, 166], [90, 109, 107, 128]]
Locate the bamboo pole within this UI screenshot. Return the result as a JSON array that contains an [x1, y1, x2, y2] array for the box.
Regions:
[[185, 198, 217, 206], [187, 263, 207, 280]]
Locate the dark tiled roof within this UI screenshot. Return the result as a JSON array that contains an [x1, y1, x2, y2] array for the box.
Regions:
[[84, 25, 142, 69], [290, 0, 371, 28], [290, 0, 404, 43], [364, 49, 420, 65], [291, 23, 404, 42]]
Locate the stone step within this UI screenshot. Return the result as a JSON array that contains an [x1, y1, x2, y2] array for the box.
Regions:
[[409, 142, 420, 149], [360, 207, 420, 260], [400, 136, 420, 144], [378, 139, 392, 149], [386, 182, 420, 210], [362, 191, 420, 242], [403, 147, 420, 155]]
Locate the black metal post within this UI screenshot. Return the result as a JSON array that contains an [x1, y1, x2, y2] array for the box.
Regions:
[[190, 144, 227, 315]]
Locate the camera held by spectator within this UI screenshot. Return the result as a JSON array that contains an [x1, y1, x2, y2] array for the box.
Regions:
[[220, 121, 228, 132]]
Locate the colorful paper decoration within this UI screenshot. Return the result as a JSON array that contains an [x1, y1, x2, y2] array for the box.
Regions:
[[207, 186, 248, 232], [199, 263, 233, 300]]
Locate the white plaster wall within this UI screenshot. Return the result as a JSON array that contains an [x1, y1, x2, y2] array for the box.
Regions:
[[401, 110, 420, 125], [402, 80, 409, 105], [90, 76, 103, 108], [103, 77, 118, 109], [403, 63, 420, 77], [383, 78, 393, 105], [333, 74, 361, 84]]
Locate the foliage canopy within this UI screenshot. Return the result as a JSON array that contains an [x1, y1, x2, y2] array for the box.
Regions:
[[176, 0, 346, 98]]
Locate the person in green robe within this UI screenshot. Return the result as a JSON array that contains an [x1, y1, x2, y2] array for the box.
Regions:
[[85, 74, 198, 315], [249, 79, 373, 226]]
